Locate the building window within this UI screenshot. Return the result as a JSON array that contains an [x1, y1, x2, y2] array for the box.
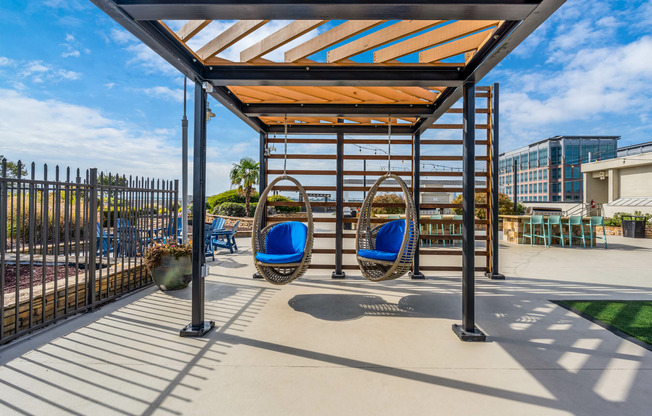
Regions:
[[573, 181, 580, 193], [544, 170, 548, 180]]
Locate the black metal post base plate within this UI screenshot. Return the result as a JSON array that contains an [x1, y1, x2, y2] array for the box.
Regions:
[[484, 272, 505, 280], [180, 321, 216, 337], [331, 271, 346, 279], [409, 271, 425, 280], [253, 273, 263, 279], [452, 324, 487, 342]]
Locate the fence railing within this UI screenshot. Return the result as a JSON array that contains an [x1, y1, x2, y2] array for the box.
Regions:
[[1, 159, 178, 345]]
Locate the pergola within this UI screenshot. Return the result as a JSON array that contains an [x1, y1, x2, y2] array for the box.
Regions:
[[92, 0, 564, 341]]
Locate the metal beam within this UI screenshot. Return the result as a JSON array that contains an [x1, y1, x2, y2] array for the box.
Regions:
[[333, 126, 345, 279], [486, 83, 505, 280], [243, 103, 434, 118], [410, 131, 425, 280], [203, 65, 464, 87], [266, 124, 414, 135], [452, 80, 486, 342], [181, 81, 215, 337], [253, 130, 267, 279], [208, 86, 267, 133], [115, 1, 540, 21]]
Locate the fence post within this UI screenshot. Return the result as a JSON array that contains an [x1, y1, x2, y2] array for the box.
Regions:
[[88, 168, 98, 310], [0, 159, 6, 254], [173, 179, 179, 239]]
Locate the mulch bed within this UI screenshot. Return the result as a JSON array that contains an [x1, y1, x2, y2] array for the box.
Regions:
[[2, 264, 81, 295]]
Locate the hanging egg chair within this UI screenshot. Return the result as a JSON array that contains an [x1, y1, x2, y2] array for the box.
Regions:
[[251, 116, 314, 285], [355, 118, 419, 281]]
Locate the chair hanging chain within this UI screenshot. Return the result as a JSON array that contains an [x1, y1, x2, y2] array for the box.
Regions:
[[387, 116, 392, 174], [283, 115, 288, 176]]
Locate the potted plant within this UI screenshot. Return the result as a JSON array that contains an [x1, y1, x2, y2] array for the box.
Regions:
[[144, 242, 192, 291]]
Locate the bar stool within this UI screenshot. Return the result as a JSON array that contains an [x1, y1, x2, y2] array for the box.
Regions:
[[589, 216, 607, 249], [522, 215, 548, 246], [449, 214, 463, 246], [430, 214, 444, 247], [566, 216, 586, 248], [546, 215, 564, 247]]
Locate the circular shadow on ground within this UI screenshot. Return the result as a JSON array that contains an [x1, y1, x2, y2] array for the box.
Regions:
[[289, 293, 457, 321]]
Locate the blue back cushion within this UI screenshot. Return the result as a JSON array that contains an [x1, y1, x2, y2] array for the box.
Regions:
[[375, 220, 405, 253], [265, 222, 307, 254]]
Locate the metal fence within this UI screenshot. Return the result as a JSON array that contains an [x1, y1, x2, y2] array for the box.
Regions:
[[1, 159, 178, 345]]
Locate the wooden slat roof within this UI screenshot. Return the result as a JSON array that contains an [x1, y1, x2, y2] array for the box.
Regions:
[[92, 0, 564, 133]]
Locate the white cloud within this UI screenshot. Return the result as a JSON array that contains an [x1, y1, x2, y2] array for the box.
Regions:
[[0, 88, 181, 180], [62, 50, 81, 58], [65, 33, 75, 42], [125, 43, 179, 76], [140, 86, 184, 102], [0, 57, 14, 66], [500, 36, 652, 149], [110, 28, 133, 45], [105, 82, 116, 89]]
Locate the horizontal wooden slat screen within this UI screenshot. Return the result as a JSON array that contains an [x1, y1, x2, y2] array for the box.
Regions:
[[262, 86, 495, 278]]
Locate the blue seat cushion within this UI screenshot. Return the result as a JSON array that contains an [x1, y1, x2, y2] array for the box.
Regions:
[[375, 220, 405, 253], [357, 249, 398, 262], [256, 221, 307, 264], [256, 251, 305, 264]]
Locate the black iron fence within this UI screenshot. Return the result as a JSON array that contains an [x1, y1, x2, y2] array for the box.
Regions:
[[1, 159, 178, 345]]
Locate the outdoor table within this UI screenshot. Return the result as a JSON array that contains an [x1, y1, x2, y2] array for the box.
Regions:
[[500, 215, 596, 245]]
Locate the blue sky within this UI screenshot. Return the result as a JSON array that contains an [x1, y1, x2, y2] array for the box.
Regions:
[[1, 0, 651, 195]]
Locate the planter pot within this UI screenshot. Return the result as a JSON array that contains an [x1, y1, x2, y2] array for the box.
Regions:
[[149, 255, 192, 291], [622, 216, 647, 238]]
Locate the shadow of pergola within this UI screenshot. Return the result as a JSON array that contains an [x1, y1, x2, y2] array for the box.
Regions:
[[0, 270, 651, 414]]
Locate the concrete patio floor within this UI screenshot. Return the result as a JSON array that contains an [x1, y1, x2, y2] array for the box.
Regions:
[[1, 235, 652, 415]]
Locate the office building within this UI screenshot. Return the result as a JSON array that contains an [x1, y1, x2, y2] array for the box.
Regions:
[[498, 136, 619, 202]]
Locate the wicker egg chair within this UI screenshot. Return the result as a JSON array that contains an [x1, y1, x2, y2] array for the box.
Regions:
[[356, 173, 419, 282], [252, 175, 314, 285]]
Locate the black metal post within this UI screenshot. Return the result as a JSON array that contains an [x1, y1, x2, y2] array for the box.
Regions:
[[180, 80, 215, 337], [453, 80, 486, 342], [181, 77, 189, 244], [513, 159, 518, 213], [486, 83, 504, 280], [87, 168, 98, 310], [333, 126, 345, 279], [410, 132, 425, 279], [253, 130, 267, 279]]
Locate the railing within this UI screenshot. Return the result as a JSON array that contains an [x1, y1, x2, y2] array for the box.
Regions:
[[564, 202, 603, 217], [1, 159, 178, 345]]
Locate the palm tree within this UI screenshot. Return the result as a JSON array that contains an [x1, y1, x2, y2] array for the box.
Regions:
[[229, 157, 259, 217]]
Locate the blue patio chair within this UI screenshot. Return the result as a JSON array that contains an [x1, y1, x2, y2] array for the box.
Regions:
[[116, 218, 152, 257], [546, 215, 564, 247], [522, 215, 548, 246], [212, 220, 240, 253], [204, 224, 215, 261], [212, 217, 225, 231], [96, 223, 115, 256], [588, 216, 607, 249], [566, 216, 586, 248]]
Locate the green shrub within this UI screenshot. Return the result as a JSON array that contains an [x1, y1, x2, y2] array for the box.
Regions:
[[217, 202, 247, 217], [207, 189, 259, 210], [371, 193, 405, 215], [268, 195, 300, 213], [605, 211, 652, 227]]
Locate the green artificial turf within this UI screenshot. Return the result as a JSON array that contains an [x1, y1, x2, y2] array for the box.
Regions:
[[560, 300, 652, 345]]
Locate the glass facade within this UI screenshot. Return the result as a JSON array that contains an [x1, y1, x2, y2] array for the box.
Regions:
[[498, 136, 619, 203]]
